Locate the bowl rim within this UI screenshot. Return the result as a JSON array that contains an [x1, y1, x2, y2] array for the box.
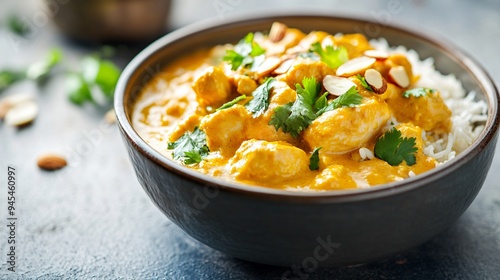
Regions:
[[115, 12, 500, 202]]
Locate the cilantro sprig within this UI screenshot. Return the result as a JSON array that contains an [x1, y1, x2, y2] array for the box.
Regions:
[[403, 88, 436, 98], [223, 33, 265, 71], [246, 78, 275, 117], [167, 127, 210, 165], [316, 86, 363, 116], [309, 147, 322, 171], [309, 42, 348, 69], [374, 127, 417, 166], [269, 77, 320, 137], [270, 77, 363, 137]]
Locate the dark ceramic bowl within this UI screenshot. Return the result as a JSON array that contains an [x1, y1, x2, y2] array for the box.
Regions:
[[115, 13, 500, 267]]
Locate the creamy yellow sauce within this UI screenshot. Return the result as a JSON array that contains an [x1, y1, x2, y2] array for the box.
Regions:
[[132, 23, 452, 191]]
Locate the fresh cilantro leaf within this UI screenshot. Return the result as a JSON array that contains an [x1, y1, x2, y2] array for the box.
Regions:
[[356, 74, 373, 92], [217, 95, 247, 111], [269, 77, 319, 138], [314, 92, 328, 111], [167, 127, 210, 165], [223, 33, 266, 71], [403, 88, 436, 98], [310, 42, 348, 69], [309, 147, 322, 171], [246, 78, 275, 117], [316, 86, 363, 116], [374, 127, 417, 166]]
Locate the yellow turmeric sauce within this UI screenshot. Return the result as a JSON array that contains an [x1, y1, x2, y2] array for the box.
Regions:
[[132, 23, 452, 191]]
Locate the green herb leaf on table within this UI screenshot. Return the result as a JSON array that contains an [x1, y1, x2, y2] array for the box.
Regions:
[[26, 48, 63, 83], [309, 42, 348, 69], [374, 127, 417, 166], [223, 33, 266, 71], [403, 88, 435, 98], [167, 127, 210, 165], [356, 74, 373, 92], [316, 86, 363, 116], [66, 73, 93, 105], [7, 15, 31, 36], [309, 147, 322, 171], [217, 95, 247, 111], [0, 70, 25, 92], [269, 77, 320, 138], [81, 56, 121, 98], [246, 78, 275, 117]]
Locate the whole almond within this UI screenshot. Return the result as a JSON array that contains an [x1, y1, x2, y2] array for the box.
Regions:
[[37, 154, 67, 170], [364, 69, 387, 94]]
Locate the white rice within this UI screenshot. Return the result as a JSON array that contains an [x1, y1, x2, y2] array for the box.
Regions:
[[361, 39, 487, 164]]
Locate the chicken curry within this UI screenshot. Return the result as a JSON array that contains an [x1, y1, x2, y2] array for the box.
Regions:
[[132, 22, 452, 191]]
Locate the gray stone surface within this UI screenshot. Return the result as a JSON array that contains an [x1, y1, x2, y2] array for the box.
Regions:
[[1, 0, 499, 279]]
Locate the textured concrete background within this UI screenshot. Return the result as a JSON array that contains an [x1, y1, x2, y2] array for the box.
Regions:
[[0, 0, 499, 279]]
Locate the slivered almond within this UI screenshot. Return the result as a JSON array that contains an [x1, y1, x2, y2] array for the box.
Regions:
[[364, 69, 387, 94], [321, 36, 335, 48], [273, 58, 295, 74], [336, 56, 376, 77], [323, 75, 356, 96], [256, 56, 282, 77], [4, 100, 38, 127], [364, 50, 389, 60], [37, 154, 67, 170], [269, 22, 288, 43], [388, 66, 410, 87]]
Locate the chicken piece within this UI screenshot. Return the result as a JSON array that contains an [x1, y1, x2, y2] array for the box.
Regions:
[[332, 33, 372, 58], [192, 66, 232, 109], [229, 140, 309, 182], [280, 60, 336, 89], [313, 165, 357, 190], [169, 114, 202, 142], [387, 89, 451, 132], [255, 27, 306, 56], [372, 54, 414, 86], [234, 74, 258, 95], [199, 105, 251, 157], [286, 31, 330, 54], [303, 97, 391, 154]]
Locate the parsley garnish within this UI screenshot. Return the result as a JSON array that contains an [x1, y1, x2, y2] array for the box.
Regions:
[[316, 86, 363, 116], [309, 42, 348, 69], [246, 78, 275, 117], [223, 33, 265, 70], [269, 77, 320, 138], [356, 74, 373, 92], [216, 95, 247, 111], [403, 88, 436, 98], [167, 127, 210, 165], [309, 147, 322, 171], [374, 127, 417, 166]]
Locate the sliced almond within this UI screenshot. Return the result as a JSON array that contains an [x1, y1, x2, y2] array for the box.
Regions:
[[323, 75, 357, 96], [321, 36, 335, 48], [0, 101, 11, 120], [37, 154, 67, 170], [4, 101, 38, 127], [273, 58, 295, 75], [364, 69, 387, 94], [363, 50, 389, 60], [256, 56, 282, 77], [388, 66, 410, 88], [269, 22, 288, 43], [336, 56, 376, 77], [0, 93, 35, 120]]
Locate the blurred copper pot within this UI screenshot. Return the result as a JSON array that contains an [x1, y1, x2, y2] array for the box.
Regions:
[[47, 0, 171, 43]]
